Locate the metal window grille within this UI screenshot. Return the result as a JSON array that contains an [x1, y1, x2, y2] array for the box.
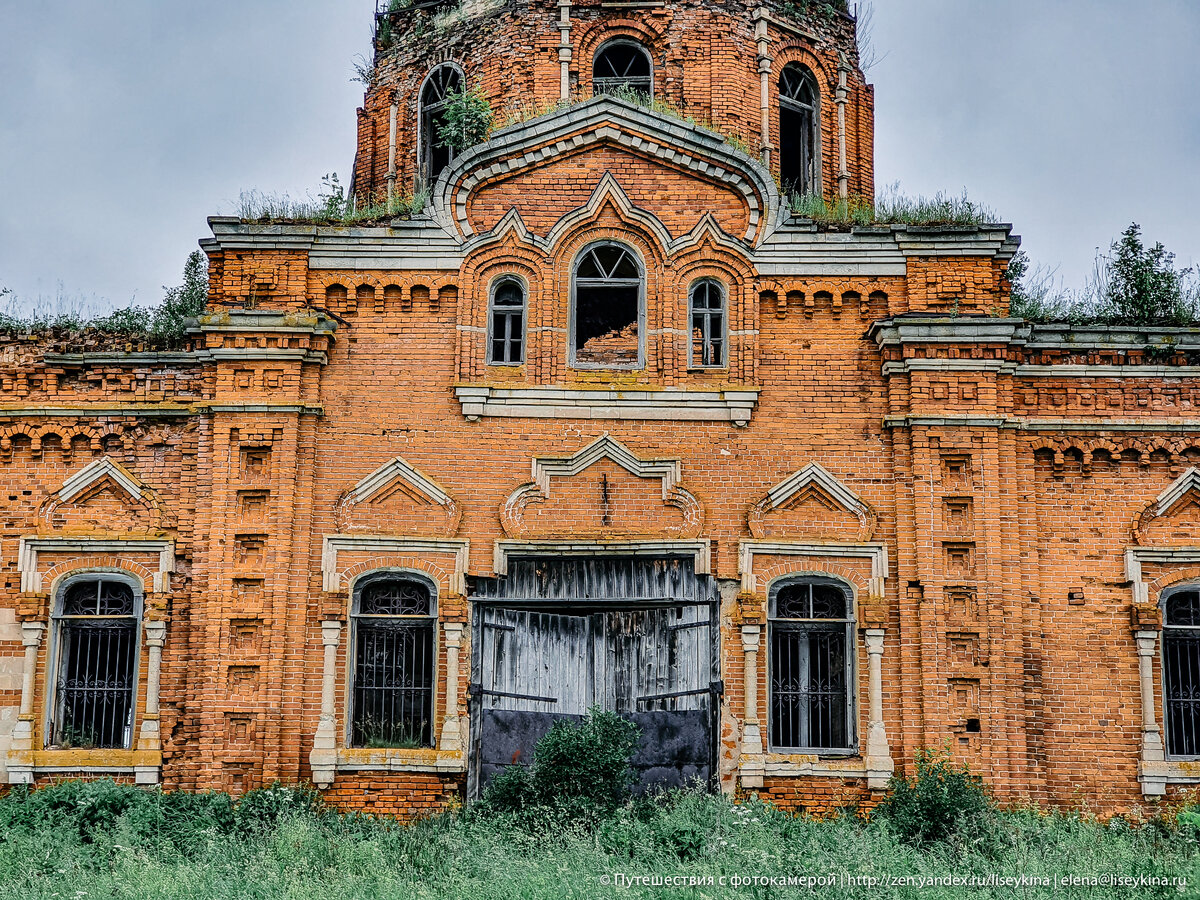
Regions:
[[779, 64, 819, 197], [1164, 589, 1200, 757], [593, 41, 652, 97], [769, 580, 854, 752], [419, 64, 463, 187], [489, 279, 525, 364], [52, 579, 138, 749], [689, 280, 725, 367], [351, 578, 436, 749]]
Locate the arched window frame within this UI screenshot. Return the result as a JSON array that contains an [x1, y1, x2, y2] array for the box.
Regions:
[[778, 63, 821, 198], [349, 570, 438, 750], [569, 241, 646, 370], [767, 575, 856, 754], [417, 62, 465, 190], [687, 278, 727, 369], [1162, 583, 1200, 758], [47, 571, 143, 750], [487, 275, 527, 366], [592, 38, 654, 97]]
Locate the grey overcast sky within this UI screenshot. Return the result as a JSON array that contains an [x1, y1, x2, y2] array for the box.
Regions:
[[0, 1, 1197, 313]]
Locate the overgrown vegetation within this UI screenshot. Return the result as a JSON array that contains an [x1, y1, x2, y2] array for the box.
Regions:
[[1009, 223, 1200, 325], [0, 757, 1197, 899], [435, 85, 494, 155], [476, 708, 641, 825], [235, 173, 427, 225], [0, 251, 208, 343], [789, 183, 1000, 227], [875, 747, 991, 847]]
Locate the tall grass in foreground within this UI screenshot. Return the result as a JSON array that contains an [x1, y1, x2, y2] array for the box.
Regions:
[[0, 778, 1195, 900]]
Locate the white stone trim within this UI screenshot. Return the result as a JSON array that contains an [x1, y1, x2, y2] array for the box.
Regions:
[[738, 540, 888, 598], [1016, 365, 1200, 378], [532, 434, 677, 498], [863, 629, 895, 789], [1124, 546, 1200, 605], [321, 535, 470, 594], [455, 385, 759, 426], [350, 456, 454, 506], [332, 750, 465, 773], [758, 758, 869, 778], [57, 457, 145, 503], [493, 539, 711, 576], [1154, 468, 1200, 517], [761, 462, 868, 518], [17, 538, 175, 594]]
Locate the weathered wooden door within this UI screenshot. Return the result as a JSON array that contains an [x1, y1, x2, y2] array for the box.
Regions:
[[468, 557, 719, 798]]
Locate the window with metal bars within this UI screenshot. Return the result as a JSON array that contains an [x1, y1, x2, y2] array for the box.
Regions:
[[419, 63, 463, 188], [1164, 587, 1200, 757], [488, 277, 525, 365], [778, 63, 820, 197], [50, 576, 140, 750], [769, 577, 855, 753], [592, 39, 653, 97], [689, 279, 726, 368], [351, 574, 436, 749]]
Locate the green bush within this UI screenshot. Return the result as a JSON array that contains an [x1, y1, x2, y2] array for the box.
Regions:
[[875, 748, 991, 847], [476, 707, 641, 824], [435, 85, 494, 156]]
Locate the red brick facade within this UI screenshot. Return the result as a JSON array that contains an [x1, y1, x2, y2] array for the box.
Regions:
[[0, 1, 1195, 816]]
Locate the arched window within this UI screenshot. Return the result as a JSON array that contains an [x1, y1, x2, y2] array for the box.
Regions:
[[769, 577, 855, 752], [778, 64, 820, 197], [419, 64, 463, 187], [488, 277, 526, 365], [689, 279, 726, 368], [593, 39, 653, 97], [351, 573, 436, 749], [571, 242, 644, 369], [50, 575, 141, 749], [1163, 586, 1200, 756]]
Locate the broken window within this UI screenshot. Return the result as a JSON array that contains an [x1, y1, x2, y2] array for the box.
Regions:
[[51, 577, 140, 749], [488, 277, 525, 365], [593, 39, 653, 97], [778, 63, 820, 197], [351, 574, 436, 749], [769, 577, 854, 752], [572, 243, 644, 368], [1164, 587, 1200, 756], [419, 64, 463, 188], [689, 279, 726, 368]]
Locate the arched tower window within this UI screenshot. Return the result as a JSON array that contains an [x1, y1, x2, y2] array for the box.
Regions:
[[419, 64, 463, 188], [50, 575, 141, 749], [488, 276, 526, 365], [592, 39, 653, 97], [1163, 586, 1200, 757], [689, 279, 726, 368], [778, 64, 820, 197], [769, 577, 855, 752], [351, 573, 436, 749], [571, 242, 644, 369]]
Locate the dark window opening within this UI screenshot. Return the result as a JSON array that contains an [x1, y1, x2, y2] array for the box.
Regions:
[[593, 40, 652, 97], [689, 280, 726, 368], [769, 579, 854, 752], [351, 576, 436, 749], [572, 244, 643, 368], [419, 65, 463, 188], [489, 278, 525, 365], [52, 578, 138, 749], [1165, 588, 1200, 756], [779, 64, 819, 197]]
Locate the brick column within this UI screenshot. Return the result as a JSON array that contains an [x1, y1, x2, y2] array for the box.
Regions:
[[310, 620, 342, 788], [739, 623, 764, 787], [1136, 629, 1167, 796], [136, 621, 167, 783], [439, 623, 465, 753], [864, 628, 894, 789]]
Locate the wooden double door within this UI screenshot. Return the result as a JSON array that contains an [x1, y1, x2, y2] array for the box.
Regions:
[[468, 557, 720, 797]]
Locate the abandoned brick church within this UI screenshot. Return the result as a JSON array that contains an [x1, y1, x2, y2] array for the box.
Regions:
[[2, 0, 1198, 816]]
